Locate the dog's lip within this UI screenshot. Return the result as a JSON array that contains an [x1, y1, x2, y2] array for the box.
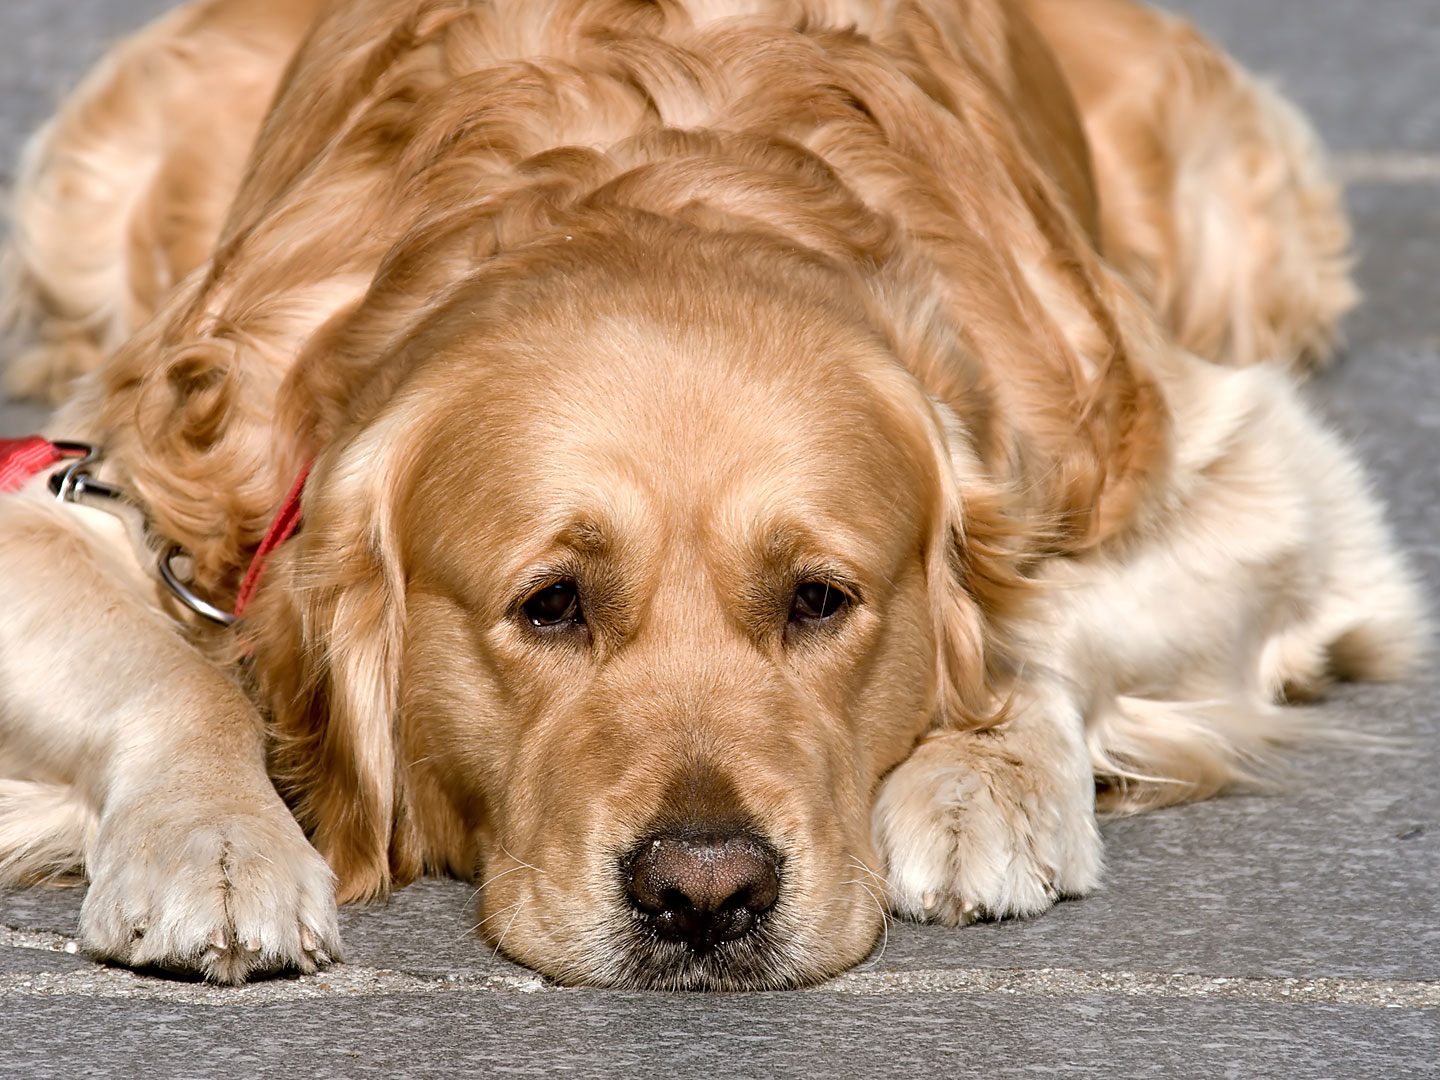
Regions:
[[625, 889, 780, 959], [472, 883, 804, 990]]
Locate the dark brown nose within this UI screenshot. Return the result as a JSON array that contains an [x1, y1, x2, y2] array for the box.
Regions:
[[625, 832, 781, 953]]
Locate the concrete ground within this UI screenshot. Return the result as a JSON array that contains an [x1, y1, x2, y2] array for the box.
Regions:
[[1, 1, 1436, 1076]]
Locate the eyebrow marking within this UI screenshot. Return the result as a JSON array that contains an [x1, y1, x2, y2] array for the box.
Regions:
[[554, 517, 609, 556]]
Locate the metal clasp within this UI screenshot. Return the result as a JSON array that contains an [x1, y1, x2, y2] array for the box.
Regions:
[[48, 443, 238, 627], [47, 442, 125, 505]]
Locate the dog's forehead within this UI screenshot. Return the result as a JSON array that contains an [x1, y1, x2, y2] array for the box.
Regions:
[[443, 311, 920, 499], [400, 289, 933, 577]]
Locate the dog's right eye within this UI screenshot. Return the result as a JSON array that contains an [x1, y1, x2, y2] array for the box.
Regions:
[[522, 580, 584, 628], [790, 580, 852, 623]]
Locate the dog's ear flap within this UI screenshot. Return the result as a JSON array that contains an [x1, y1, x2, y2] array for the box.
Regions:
[[247, 419, 424, 902], [919, 399, 1036, 731], [862, 278, 1036, 729], [866, 239, 1169, 729]]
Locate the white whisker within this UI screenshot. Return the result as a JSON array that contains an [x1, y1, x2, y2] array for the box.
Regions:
[[842, 878, 891, 970], [492, 898, 528, 960], [499, 845, 547, 876], [465, 846, 549, 907], [464, 898, 525, 940], [469, 861, 532, 898], [846, 854, 892, 891]]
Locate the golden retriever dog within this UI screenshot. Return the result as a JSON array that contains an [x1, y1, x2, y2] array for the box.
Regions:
[[0, 0, 1425, 989]]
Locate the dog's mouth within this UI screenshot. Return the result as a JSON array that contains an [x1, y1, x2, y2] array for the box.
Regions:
[[480, 896, 821, 990], [587, 909, 815, 990], [474, 833, 882, 989]]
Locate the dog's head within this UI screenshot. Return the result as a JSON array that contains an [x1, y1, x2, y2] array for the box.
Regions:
[[244, 211, 1037, 987]]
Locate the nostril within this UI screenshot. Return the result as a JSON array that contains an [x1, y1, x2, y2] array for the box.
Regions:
[[733, 862, 780, 915], [625, 831, 781, 952], [659, 887, 693, 915]]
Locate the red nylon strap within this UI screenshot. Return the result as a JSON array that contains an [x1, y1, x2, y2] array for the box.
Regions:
[[0, 437, 84, 493], [234, 462, 312, 619]]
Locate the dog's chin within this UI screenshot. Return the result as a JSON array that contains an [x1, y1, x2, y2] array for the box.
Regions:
[[581, 926, 825, 991], [514, 909, 871, 991]]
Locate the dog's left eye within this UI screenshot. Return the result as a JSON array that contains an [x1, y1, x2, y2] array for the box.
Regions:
[[790, 580, 851, 622], [522, 580, 584, 628]]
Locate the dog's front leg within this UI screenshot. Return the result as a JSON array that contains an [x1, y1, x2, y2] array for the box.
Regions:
[[0, 495, 341, 982], [872, 681, 1102, 925]]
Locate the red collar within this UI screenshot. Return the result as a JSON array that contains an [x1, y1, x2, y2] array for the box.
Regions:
[[1, 436, 309, 623], [233, 462, 311, 619], [0, 436, 85, 492]]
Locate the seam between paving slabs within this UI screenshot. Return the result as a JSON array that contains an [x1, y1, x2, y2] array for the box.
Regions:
[[2, 928, 1437, 1008], [1335, 151, 1440, 183]]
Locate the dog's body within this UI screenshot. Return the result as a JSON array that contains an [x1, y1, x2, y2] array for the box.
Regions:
[[0, 0, 1425, 988]]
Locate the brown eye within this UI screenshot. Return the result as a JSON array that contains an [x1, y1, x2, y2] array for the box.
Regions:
[[522, 580, 584, 628], [790, 580, 850, 623]]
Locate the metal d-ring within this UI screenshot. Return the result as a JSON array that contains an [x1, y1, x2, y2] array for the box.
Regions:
[[157, 544, 238, 627], [48, 441, 101, 503]]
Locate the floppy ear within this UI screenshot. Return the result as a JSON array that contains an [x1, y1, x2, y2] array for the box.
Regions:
[[862, 273, 1037, 732], [246, 411, 424, 902], [921, 396, 1038, 732], [863, 215, 1170, 727]]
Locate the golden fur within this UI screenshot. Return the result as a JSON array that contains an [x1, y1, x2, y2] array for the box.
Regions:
[[0, 0, 1424, 987]]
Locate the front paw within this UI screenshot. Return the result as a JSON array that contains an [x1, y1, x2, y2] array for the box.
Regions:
[[80, 787, 342, 983], [872, 729, 1102, 926]]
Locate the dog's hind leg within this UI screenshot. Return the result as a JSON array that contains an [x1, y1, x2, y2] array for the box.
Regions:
[[1026, 0, 1356, 372], [1250, 379, 1430, 701], [1053, 361, 1425, 812], [0, 779, 96, 884], [1, 0, 304, 404]]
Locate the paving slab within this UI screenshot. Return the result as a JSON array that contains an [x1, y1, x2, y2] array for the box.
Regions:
[[0, 884, 84, 939], [3, 990, 1439, 1080], [1344, 183, 1440, 350], [1172, 0, 1440, 154], [1314, 342, 1440, 554], [0, 0, 173, 185], [0, 942, 91, 976]]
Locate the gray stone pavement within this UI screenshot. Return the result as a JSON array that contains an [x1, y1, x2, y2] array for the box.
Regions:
[[1, 1, 1437, 1076]]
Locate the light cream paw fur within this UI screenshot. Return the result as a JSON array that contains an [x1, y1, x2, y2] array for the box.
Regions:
[[872, 728, 1102, 925], [79, 785, 342, 984]]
